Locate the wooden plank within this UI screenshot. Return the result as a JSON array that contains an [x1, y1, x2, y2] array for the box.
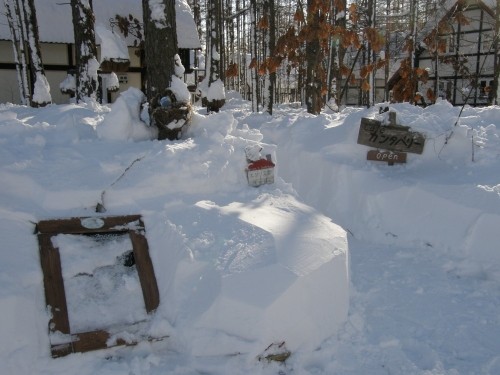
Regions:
[[36, 215, 143, 235], [37, 214, 162, 357], [357, 117, 425, 154], [129, 229, 160, 313], [367, 150, 407, 165], [38, 234, 70, 334], [51, 330, 168, 358], [51, 330, 131, 358]]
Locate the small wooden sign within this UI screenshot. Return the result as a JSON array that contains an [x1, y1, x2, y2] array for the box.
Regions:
[[367, 150, 407, 165], [357, 117, 425, 154]]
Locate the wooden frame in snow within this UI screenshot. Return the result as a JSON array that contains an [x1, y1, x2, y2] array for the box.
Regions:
[[35, 215, 160, 358]]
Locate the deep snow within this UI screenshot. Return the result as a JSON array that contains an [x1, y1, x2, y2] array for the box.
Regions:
[[0, 92, 499, 374]]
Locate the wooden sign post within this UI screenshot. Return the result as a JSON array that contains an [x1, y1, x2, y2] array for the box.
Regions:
[[358, 112, 425, 166], [357, 114, 425, 155], [366, 150, 407, 165]]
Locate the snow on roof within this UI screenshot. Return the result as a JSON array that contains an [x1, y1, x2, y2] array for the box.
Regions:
[[418, 0, 496, 45], [0, 0, 201, 49], [247, 159, 275, 170]]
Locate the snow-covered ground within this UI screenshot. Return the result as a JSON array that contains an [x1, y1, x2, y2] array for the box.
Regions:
[[0, 92, 499, 374]]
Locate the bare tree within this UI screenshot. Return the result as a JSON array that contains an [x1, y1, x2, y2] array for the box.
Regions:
[[142, 0, 177, 102], [305, 0, 325, 114], [142, 0, 193, 140], [4, 0, 29, 105], [249, 0, 260, 111], [23, 0, 51, 106], [206, 0, 226, 112], [4, 0, 51, 106], [493, 0, 500, 104], [71, 0, 99, 102], [262, 0, 276, 114]]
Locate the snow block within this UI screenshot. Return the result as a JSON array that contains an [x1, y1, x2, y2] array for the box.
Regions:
[[464, 213, 500, 281], [190, 194, 349, 355]]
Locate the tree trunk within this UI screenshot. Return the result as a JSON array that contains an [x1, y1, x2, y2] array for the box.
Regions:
[[493, 0, 500, 104], [384, 0, 390, 102], [250, 0, 260, 111], [71, 0, 99, 102], [5, 0, 29, 105], [408, 0, 417, 103], [263, 0, 276, 115], [207, 0, 226, 112], [22, 0, 51, 106], [142, 0, 177, 102], [336, 0, 347, 106], [142, 0, 185, 140], [305, 0, 323, 115]]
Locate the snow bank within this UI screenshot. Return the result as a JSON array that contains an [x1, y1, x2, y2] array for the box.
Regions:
[[97, 88, 157, 141], [189, 195, 348, 355], [261, 99, 500, 282], [2, 93, 499, 373], [0, 98, 349, 373]]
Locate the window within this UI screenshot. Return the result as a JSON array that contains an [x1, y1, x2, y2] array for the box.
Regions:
[[482, 32, 493, 52], [448, 34, 456, 54]]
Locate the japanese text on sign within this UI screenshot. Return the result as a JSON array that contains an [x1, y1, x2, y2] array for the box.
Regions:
[[357, 118, 425, 154]]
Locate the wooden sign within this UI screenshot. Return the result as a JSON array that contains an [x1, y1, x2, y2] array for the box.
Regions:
[[357, 117, 425, 154], [367, 150, 407, 165]]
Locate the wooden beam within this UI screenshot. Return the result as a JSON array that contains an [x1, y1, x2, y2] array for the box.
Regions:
[[36, 215, 143, 235], [36, 215, 161, 357], [129, 229, 160, 313], [38, 233, 70, 334]]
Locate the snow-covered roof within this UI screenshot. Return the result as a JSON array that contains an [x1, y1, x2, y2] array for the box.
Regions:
[[418, 0, 496, 45], [247, 159, 275, 171], [0, 0, 201, 49]]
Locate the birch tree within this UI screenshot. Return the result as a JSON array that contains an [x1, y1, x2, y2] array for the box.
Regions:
[[71, 0, 99, 102], [23, 0, 51, 106], [4, 0, 29, 105], [4, 0, 51, 106]]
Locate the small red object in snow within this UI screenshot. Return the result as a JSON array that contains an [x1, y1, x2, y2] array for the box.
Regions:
[[247, 158, 275, 187], [248, 158, 275, 170]]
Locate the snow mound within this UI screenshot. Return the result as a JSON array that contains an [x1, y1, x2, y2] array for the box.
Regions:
[[98, 88, 157, 141], [186, 195, 348, 355], [0, 98, 350, 372]]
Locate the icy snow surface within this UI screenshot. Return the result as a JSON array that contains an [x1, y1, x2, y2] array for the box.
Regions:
[[0, 92, 500, 374]]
